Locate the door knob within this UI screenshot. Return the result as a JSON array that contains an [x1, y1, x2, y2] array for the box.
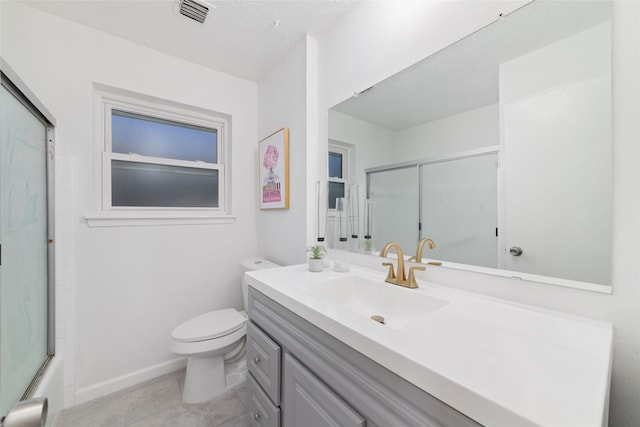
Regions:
[[509, 246, 523, 256]]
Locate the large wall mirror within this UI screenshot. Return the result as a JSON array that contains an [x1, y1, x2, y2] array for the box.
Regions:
[[328, 0, 612, 289]]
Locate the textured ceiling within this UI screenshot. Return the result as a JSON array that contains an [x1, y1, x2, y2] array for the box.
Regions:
[[22, 0, 359, 82], [331, 0, 612, 131]]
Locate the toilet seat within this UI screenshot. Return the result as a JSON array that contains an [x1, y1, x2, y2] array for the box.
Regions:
[[171, 309, 245, 343], [169, 257, 279, 403]]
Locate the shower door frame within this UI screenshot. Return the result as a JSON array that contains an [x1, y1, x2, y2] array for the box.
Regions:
[[366, 145, 501, 263], [0, 62, 56, 406]]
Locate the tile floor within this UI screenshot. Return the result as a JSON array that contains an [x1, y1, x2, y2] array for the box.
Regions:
[[58, 370, 249, 427]]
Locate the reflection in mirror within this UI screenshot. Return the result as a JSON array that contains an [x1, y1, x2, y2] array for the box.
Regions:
[[328, 149, 346, 209], [328, 0, 612, 287], [368, 166, 418, 255]]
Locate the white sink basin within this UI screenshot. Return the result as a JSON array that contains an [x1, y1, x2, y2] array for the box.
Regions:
[[300, 276, 448, 329]]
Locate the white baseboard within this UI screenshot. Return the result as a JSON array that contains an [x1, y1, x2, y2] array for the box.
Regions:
[[74, 357, 187, 406]]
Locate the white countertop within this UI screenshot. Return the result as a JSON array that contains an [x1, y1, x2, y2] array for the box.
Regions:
[[245, 264, 613, 427]]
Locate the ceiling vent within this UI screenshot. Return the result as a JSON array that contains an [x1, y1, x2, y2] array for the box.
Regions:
[[179, 0, 211, 24]]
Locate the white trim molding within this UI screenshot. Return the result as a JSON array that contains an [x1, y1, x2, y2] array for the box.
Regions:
[[90, 83, 233, 226]]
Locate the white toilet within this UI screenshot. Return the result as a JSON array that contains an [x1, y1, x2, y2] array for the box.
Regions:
[[169, 257, 280, 403]]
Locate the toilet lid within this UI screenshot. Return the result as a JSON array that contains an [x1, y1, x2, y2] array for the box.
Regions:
[[172, 309, 246, 343]]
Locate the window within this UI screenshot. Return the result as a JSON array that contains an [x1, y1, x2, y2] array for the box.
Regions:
[[328, 143, 350, 209], [109, 110, 220, 208], [95, 86, 230, 221]]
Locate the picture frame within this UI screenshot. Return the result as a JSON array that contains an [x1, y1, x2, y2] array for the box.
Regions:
[[259, 127, 289, 210]]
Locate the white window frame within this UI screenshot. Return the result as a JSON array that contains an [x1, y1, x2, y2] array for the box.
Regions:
[[328, 142, 351, 212], [87, 84, 234, 227]]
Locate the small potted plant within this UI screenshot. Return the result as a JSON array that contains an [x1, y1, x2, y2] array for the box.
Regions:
[[306, 245, 326, 272], [362, 238, 375, 255]]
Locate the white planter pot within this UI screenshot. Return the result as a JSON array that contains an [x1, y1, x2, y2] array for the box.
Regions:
[[308, 258, 324, 272]]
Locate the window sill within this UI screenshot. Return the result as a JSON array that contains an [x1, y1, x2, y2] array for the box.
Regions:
[[85, 212, 237, 227]]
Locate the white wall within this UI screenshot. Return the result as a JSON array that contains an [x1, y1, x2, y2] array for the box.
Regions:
[[500, 21, 612, 284], [316, 1, 640, 426], [257, 36, 318, 266], [394, 103, 499, 161], [1, 0, 259, 407], [327, 110, 394, 191]]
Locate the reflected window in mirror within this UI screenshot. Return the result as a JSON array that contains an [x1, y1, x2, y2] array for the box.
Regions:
[[328, 143, 351, 209]]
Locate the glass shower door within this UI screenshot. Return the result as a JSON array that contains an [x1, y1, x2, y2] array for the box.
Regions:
[[420, 153, 498, 268], [368, 166, 419, 255], [0, 82, 50, 414]]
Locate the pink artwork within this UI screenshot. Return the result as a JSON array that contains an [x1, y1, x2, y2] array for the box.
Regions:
[[262, 144, 281, 203], [263, 145, 279, 170], [259, 128, 289, 209]]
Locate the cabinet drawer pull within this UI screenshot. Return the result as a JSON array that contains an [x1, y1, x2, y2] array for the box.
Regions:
[[254, 356, 261, 364], [253, 411, 262, 421]]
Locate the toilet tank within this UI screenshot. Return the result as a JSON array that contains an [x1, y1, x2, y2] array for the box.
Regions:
[[240, 257, 280, 310]]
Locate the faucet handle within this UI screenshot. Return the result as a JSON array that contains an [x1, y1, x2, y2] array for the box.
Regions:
[[381, 262, 396, 280], [407, 266, 426, 287]]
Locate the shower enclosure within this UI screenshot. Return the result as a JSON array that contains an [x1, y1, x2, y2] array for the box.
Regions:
[[0, 70, 54, 416], [367, 151, 499, 267]]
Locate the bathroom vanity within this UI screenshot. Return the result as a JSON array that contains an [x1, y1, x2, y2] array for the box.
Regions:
[[245, 265, 613, 427]]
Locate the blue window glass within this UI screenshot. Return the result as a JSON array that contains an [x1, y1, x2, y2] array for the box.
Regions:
[[112, 110, 217, 163], [328, 152, 343, 178]]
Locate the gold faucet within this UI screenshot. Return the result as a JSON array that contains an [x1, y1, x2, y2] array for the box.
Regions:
[[408, 238, 436, 263], [380, 242, 425, 288]]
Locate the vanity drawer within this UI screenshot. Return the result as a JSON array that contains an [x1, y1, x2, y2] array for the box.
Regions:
[[247, 321, 281, 405], [247, 373, 280, 427]]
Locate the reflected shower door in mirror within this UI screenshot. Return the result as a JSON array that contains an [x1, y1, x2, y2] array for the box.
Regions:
[[328, 0, 612, 289], [422, 153, 498, 268], [368, 151, 498, 268], [368, 166, 419, 255]]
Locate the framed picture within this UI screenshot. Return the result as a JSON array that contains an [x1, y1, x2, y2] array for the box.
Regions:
[[259, 128, 289, 209]]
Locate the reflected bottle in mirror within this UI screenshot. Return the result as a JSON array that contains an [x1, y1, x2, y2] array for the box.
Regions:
[[334, 197, 350, 272]]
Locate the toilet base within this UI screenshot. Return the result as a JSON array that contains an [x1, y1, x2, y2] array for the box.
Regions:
[[183, 354, 227, 403]]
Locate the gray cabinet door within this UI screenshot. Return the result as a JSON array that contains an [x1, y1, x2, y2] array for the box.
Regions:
[[247, 321, 281, 405], [283, 353, 365, 427]]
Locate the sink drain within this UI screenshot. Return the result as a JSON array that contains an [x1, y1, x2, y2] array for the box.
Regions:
[[370, 315, 385, 325]]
